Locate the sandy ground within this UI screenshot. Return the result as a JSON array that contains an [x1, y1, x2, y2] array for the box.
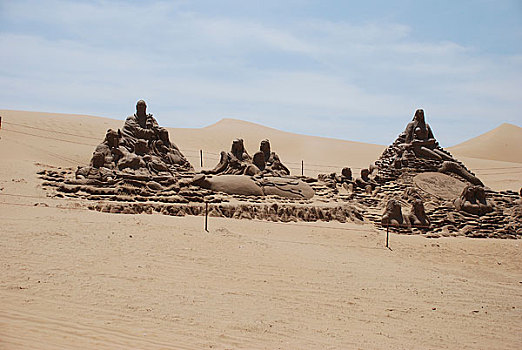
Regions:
[[0, 110, 521, 349]]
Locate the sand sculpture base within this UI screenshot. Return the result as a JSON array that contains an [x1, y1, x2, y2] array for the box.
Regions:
[[38, 168, 364, 225], [37, 167, 521, 239]]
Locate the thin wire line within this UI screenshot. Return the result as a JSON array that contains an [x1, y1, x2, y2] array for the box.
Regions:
[[3, 121, 102, 140], [1, 128, 97, 147]]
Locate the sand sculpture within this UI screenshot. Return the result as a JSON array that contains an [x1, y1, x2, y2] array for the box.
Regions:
[[406, 199, 430, 228], [119, 100, 192, 172], [76, 100, 192, 181], [438, 161, 483, 186], [402, 109, 453, 161], [39, 105, 521, 238], [362, 109, 520, 237], [381, 199, 405, 227], [75, 129, 122, 182], [454, 185, 493, 216], [317, 167, 355, 193], [374, 109, 477, 183], [355, 168, 379, 193], [191, 174, 314, 199], [203, 138, 290, 177], [381, 198, 429, 229], [258, 139, 290, 176], [203, 138, 257, 175], [196, 138, 312, 199]]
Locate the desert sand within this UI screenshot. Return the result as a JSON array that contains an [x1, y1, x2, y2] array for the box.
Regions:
[[0, 109, 521, 349]]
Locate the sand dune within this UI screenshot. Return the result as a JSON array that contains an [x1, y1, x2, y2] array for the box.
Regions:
[[0, 109, 521, 349], [447, 123, 522, 191], [448, 123, 522, 164]]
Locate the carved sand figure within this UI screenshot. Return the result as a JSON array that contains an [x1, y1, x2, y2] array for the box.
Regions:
[[318, 172, 337, 187], [259, 139, 290, 176], [401, 109, 454, 162], [190, 174, 314, 199], [252, 151, 266, 172], [203, 138, 259, 176], [150, 127, 192, 170], [438, 161, 483, 186], [116, 139, 146, 171], [75, 153, 115, 182], [454, 185, 493, 216], [120, 100, 192, 172], [381, 199, 405, 227], [202, 139, 247, 175], [339, 167, 355, 192], [75, 129, 124, 181], [340, 167, 352, 182], [368, 163, 381, 181], [91, 129, 123, 168], [257, 176, 314, 199], [121, 99, 160, 151], [318, 167, 355, 192], [405, 199, 430, 228], [355, 168, 378, 193], [191, 174, 264, 196]]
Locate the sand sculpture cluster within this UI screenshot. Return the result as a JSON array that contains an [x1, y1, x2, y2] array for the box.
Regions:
[[38, 102, 521, 238], [203, 138, 290, 177]]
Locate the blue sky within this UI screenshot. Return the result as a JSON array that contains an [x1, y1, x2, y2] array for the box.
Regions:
[[1, 0, 521, 146]]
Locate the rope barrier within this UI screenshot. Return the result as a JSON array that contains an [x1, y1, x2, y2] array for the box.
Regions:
[[1, 128, 97, 147], [4, 135, 88, 166], [473, 171, 522, 175], [2, 121, 101, 140], [4, 135, 87, 166]]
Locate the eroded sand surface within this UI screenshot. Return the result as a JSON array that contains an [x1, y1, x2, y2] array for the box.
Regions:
[[1, 110, 521, 349]]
